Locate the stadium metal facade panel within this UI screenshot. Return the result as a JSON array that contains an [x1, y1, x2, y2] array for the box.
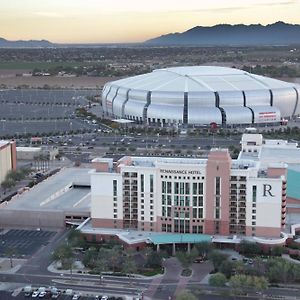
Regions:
[[102, 66, 300, 126]]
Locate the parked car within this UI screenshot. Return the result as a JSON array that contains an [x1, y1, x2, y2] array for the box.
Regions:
[[72, 294, 80, 300], [38, 291, 47, 298], [32, 291, 39, 298]]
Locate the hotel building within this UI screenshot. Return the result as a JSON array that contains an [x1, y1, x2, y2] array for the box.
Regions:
[[90, 149, 287, 239], [0, 140, 17, 184]]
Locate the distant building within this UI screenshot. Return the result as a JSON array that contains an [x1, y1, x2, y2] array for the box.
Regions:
[[102, 66, 300, 127], [0, 140, 17, 184]]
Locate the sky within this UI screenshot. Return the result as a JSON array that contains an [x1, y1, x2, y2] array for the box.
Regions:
[[0, 0, 300, 43]]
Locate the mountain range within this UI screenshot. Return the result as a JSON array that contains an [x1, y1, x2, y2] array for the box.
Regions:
[[145, 22, 300, 46], [1, 22, 300, 47], [0, 38, 53, 48]]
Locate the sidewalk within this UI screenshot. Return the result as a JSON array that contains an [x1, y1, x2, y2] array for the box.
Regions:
[[0, 258, 26, 274], [47, 261, 163, 280]]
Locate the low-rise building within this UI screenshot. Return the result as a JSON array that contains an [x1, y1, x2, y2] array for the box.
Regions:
[[0, 140, 16, 184]]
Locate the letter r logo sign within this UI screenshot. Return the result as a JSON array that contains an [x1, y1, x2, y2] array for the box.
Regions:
[[263, 184, 275, 197]]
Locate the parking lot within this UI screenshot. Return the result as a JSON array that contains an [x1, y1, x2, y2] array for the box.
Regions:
[[0, 89, 100, 136], [0, 291, 123, 300], [0, 229, 56, 257]]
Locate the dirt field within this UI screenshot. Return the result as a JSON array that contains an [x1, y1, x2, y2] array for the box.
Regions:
[[0, 69, 299, 89], [0, 70, 119, 89]]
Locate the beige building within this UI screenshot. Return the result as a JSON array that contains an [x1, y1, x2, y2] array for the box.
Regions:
[[0, 140, 17, 184], [90, 150, 287, 239]]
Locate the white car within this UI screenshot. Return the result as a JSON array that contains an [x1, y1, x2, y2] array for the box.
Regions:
[[101, 296, 108, 300], [32, 291, 39, 298], [72, 295, 80, 300], [39, 291, 47, 298]]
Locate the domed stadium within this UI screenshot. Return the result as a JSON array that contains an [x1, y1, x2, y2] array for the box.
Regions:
[[102, 66, 300, 126]]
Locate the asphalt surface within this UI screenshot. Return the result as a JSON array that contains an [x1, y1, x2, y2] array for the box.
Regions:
[[0, 229, 55, 257], [0, 89, 99, 136]]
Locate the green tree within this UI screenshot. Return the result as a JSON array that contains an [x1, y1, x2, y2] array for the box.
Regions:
[[176, 247, 199, 269], [219, 260, 235, 278], [122, 256, 137, 276], [195, 242, 213, 258], [95, 256, 108, 284], [271, 246, 284, 257], [109, 245, 122, 272], [208, 251, 228, 271], [230, 274, 268, 294], [52, 244, 74, 269], [1, 177, 16, 191], [68, 229, 86, 248], [209, 272, 227, 287], [239, 241, 261, 257]]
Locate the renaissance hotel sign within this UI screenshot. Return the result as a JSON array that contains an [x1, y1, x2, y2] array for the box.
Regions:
[[160, 169, 201, 175]]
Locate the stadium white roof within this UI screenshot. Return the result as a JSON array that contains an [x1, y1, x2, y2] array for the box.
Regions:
[[112, 66, 298, 92]]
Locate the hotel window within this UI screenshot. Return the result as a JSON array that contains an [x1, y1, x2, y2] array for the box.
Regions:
[[252, 185, 257, 202], [162, 207, 166, 217], [180, 182, 185, 194], [185, 196, 190, 206], [167, 224, 172, 232], [198, 196, 203, 207], [180, 196, 185, 206], [167, 195, 172, 205], [113, 180, 117, 197], [193, 196, 197, 207], [162, 181, 166, 193], [174, 182, 179, 194], [193, 183, 197, 194], [162, 195, 166, 205], [185, 183, 190, 194], [167, 207, 171, 217], [174, 195, 179, 206], [215, 196, 220, 207], [215, 177, 221, 195], [150, 175, 154, 193], [198, 182, 203, 195], [141, 174, 144, 193], [167, 182, 172, 193], [193, 208, 197, 218], [198, 208, 203, 218], [215, 208, 220, 219], [150, 205, 153, 209]]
